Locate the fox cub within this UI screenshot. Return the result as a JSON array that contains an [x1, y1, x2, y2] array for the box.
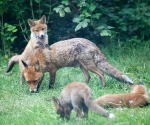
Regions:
[[52, 82, 114, 120], [6, 15, 48, 84], [95, 81, 149, 108]]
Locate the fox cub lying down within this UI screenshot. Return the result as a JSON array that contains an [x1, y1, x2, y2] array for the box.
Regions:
[[95, 81, 149, 108], [52, 82, 114, 120]]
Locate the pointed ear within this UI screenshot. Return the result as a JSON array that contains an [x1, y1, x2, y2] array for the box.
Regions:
[[35, 60, 41, 71], [52, 96, 60, 108], [138, 81, 144, 85], [21, 60, 28, 68], [40, 15, 46, 24], [28, 19, 35, 27]]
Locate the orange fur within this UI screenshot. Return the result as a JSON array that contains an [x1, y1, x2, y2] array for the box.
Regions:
[[96, 82, 149, 108], [21, 38, 133, 92]]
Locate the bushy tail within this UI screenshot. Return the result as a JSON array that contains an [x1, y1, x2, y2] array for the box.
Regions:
[[6, 55, 20, 73], [95, 51, 133, 84], [84, 93, 115, 118]]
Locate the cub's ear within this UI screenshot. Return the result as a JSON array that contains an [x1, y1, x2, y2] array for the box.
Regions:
[[40, 15, 46, 24], [21, 60, 28, 68], [138, 81, 144, 85], [52, 96, 60, 108], [35, 60, 41, 71], [28, 19, 35, 27]]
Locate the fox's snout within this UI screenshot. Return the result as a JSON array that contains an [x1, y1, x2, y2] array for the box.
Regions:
[[39, 32, 46, 38], [31, 30, 47, 39], [30, 89, 38, 93], [30, 87, 38, 93], [29, 83, 38, 93]]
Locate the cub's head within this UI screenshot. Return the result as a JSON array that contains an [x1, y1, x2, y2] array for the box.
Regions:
[[28, 15, 47, 39], [52, 96, 65, 119], [130, 81, 148, 95], [22, 60, 44, 93]]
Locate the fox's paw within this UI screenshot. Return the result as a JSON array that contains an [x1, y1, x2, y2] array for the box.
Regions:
[[108, 113, 115, 118], [37, 41, 45, 49], [45, 44, 51, 50]]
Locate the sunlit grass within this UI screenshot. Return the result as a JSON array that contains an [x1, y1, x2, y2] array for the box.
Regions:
[[0, 43, 150, 125]]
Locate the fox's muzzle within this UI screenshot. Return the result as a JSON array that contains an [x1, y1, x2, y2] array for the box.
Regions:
[[29, 83, 38, 93], [39, 32, 46, 39], [30, 89, 38, 93]]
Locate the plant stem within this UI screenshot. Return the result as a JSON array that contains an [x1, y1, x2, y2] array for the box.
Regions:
[[19, 20, 29, 42]]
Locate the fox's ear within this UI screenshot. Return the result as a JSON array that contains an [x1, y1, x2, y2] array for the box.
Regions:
[[52, 96, 60, 108], [138, 81, 144, 85], [28, 19, 35, 27], [35, 60, 41, 71], [21, 60, 28, 68], [40, 15, 46, 24]]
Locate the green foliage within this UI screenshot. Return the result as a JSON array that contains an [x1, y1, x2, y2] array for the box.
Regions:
[[107, 1, 150, 44], [53, 1, 71, 17], [53, 5, 71, 17], [53, 0, 150, 45], [53, 0, 119, 36], [0, 23, 17, 55]]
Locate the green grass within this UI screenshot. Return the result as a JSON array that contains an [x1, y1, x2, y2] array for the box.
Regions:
[[0, 43, 150, 125]]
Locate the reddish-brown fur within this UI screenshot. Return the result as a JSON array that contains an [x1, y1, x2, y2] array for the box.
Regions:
[[95, 82, 149, 108], [52, 82, 114, 120], [22, 38, 133, 92], [6, 15, 48, 85]]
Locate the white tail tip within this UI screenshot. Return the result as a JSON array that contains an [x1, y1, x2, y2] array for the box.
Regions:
[[109, 113, 115, 118]]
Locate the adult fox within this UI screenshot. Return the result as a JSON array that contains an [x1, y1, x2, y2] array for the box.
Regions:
[[52, 82, 115, 120], [21, 38, 133, 92], [6, 15, 48, 84], [95, 81, 149, 108]]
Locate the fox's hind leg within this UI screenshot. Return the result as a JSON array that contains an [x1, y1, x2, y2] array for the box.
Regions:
[[82, 103, 88, 118], [75, 107, 83, 119], [80, 60, 105, 87], [72, 100, 83, 119], [80, 66, 91, 83]]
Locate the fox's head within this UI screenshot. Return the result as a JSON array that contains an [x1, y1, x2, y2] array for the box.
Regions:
[[130, 81, 148, 95], [28, 15, 47, 40], [52, 96, 65, 119], [22, 60, 44, 92]]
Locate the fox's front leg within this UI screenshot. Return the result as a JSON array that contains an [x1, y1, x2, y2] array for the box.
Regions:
[[45, 44, 51, 50], [36, 74, 45, 92], [19, 60, 25, 84], [64, 106, 72, 120], [49, 69, 57, 89], [37, 41, 51, 50], [20, 71, 25, 85], [37, 41, 45, 48]]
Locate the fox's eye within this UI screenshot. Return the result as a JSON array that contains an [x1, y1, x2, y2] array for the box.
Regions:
[[42, 28, 45, 30], [34, 80, 37, 83], [35, 30, 39, 32]]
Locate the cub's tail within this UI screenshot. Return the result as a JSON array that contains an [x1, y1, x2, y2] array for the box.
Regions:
[[6, 55, 20, 73], [84, 92, 115, 118]]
